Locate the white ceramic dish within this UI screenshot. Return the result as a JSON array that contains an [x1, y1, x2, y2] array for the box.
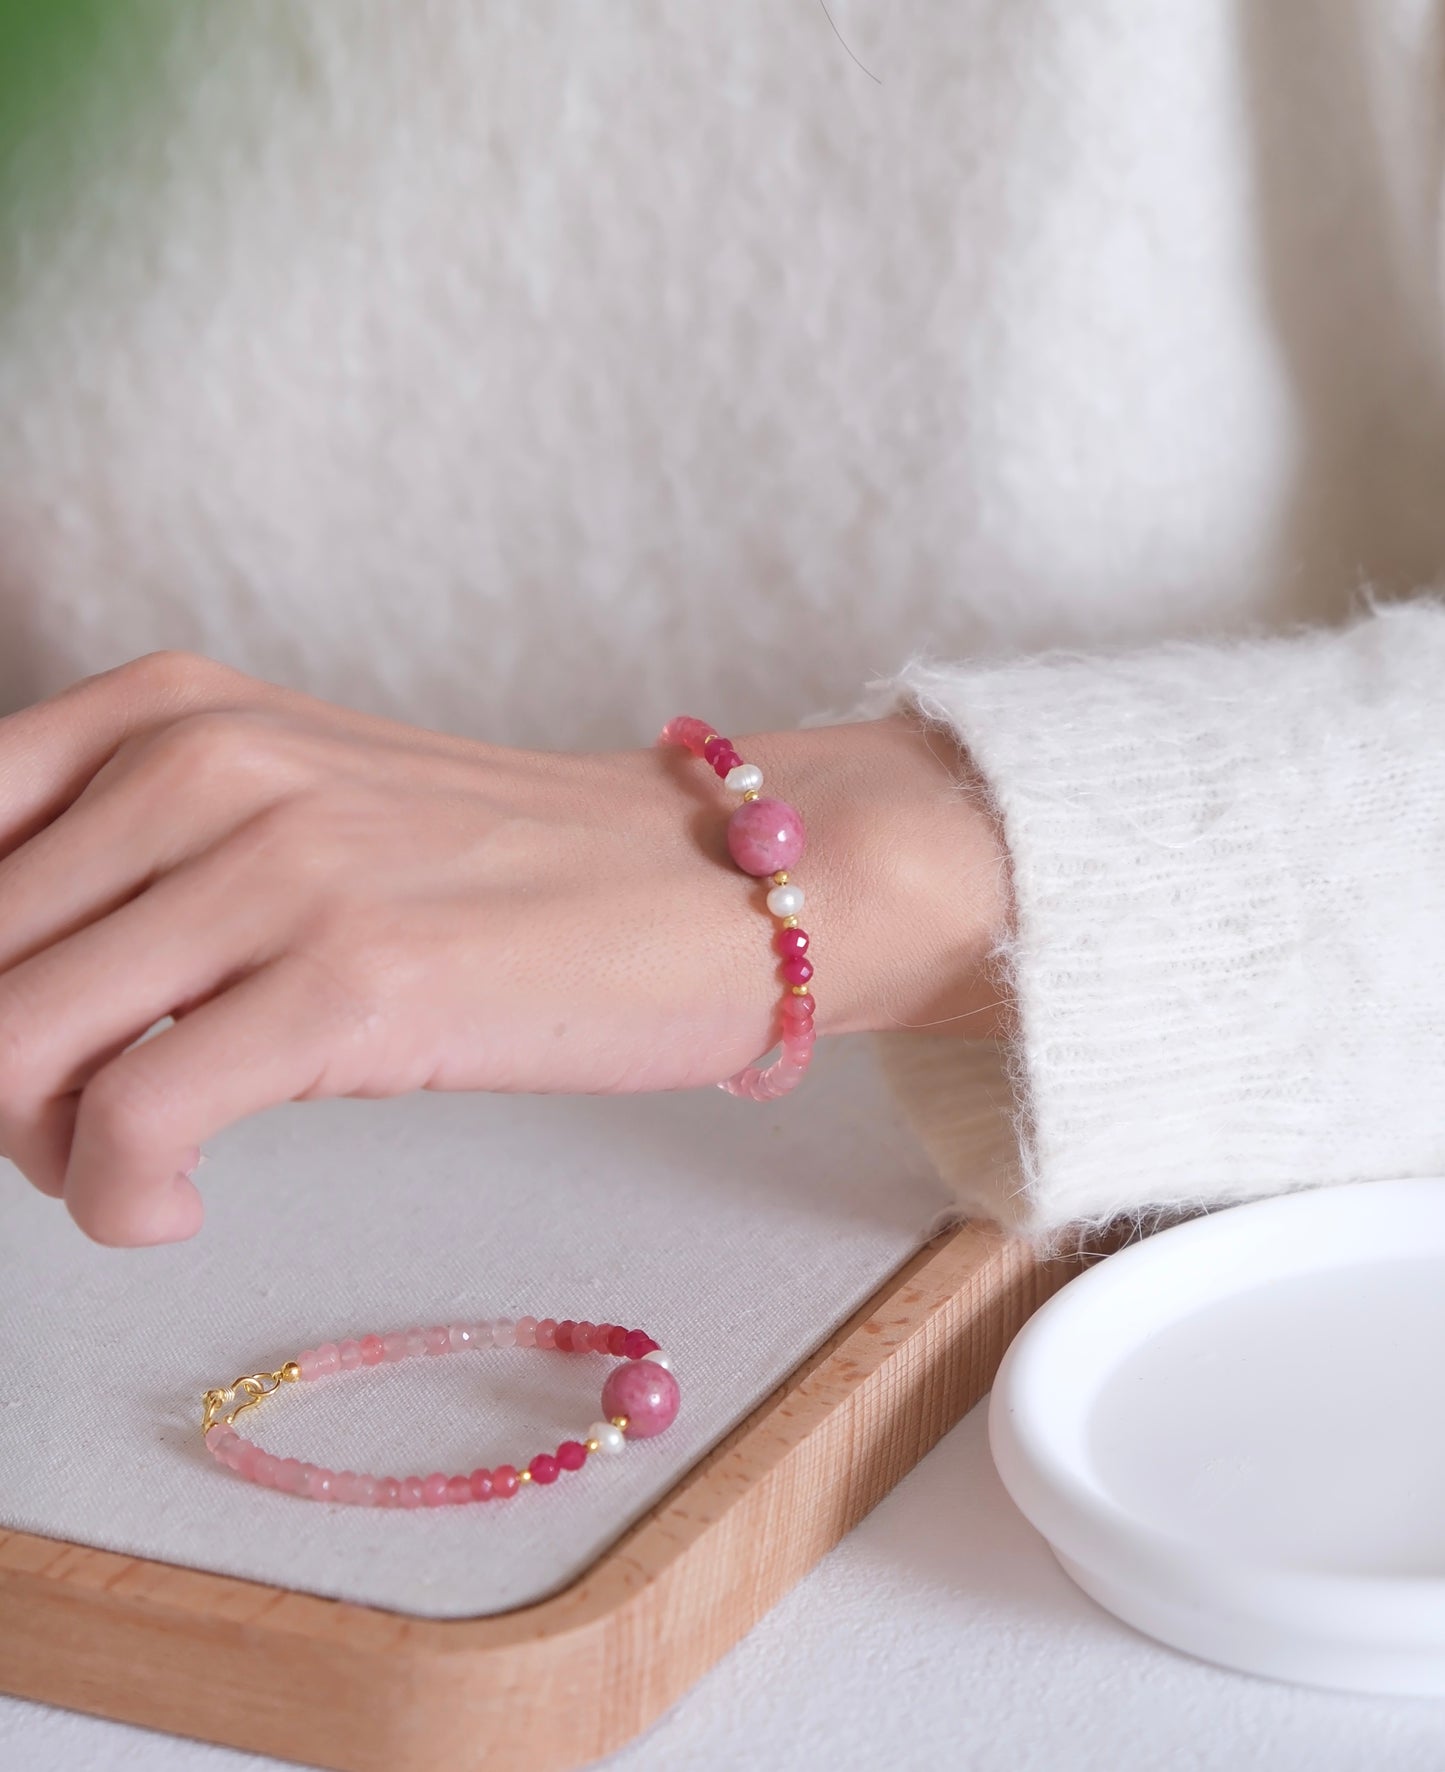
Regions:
[[989, 1177, 1445, 1694]]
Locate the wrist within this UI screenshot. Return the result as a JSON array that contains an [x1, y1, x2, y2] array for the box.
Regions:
[[739, 716, 1011, 1042]]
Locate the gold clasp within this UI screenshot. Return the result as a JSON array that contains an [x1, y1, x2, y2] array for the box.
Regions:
[[200, 1362, 300, 1437]]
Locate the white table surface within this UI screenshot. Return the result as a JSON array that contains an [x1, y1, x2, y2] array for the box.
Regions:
[[7, 1400, 1445, 1772]]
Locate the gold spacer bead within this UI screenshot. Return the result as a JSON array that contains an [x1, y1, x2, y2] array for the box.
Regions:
[[280, 1362, 301, 1384], [703, 734, 719, 747], [772, 871, 789, 886], [742, 790, 760, 802], [586, 1438, 601, 1454], [782, 916, 799, 929], [791, 984, 811, 997], [611, 1415, 630, 1432], [518, 1469, 532, 1483]]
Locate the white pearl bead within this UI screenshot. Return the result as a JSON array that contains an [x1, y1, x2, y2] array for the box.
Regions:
[[766, 883, 804, 919], [725, 763, 764, 794], [642, 1350, 672, 1371], [588, 1421, 627, 1455]]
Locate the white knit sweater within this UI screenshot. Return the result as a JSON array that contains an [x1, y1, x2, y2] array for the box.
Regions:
[[0, 3, 1441, 1232]]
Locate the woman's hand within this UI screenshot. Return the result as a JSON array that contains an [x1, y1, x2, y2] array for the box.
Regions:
[[0, 653, 1006, 1245]]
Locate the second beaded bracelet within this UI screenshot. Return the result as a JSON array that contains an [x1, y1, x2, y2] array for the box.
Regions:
[[660, 716, 816, 1101]]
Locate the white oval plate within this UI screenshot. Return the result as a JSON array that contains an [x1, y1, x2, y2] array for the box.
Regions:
[[989, 1177, 1445, 1693]]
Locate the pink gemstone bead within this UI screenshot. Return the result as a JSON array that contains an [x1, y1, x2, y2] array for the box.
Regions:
[[277, 1458, 306, 1495], [535, 1318, 558, 1350], [354, 1474, 380, 1507], [469, 1468, 494, 1501], [556, 1440, 587, 1472], [492, 1464, 520, 1499], [515, 1316, 538, 1348], [660, 715, 715, 758], [359, 1334, 386, 1366], [400, 1477, 426, 1509], [600, 1360, 682, 1440], [623, 1329, 656, 1359], [253, 1452, 281, 1488], [781, 992, 817, 1020], [606, 1325, 629, 1356], [382, 1332, 409, 1362], [781, 956, 814, 986], [775, 926, 810, 957], [529, 1453, 560, 1486], [334, 1471, 361, 1504], [574, 1320, 597, 1352], [303, 1465, 335, 1501], [726, 797, 805, 876], [422, 1473, 449, 1507], [307, 1343, 341, 1379], [378, 1477, 402, 1507], [404, 1330, 429, 1358], [338, 1339, 363, 1371], [424, 1327, 450, 1356], [446, 1475, 472, 1505]]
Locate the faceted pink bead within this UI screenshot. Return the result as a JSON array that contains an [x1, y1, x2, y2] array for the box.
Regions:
[[305, 1343, 340, 1379], [359, 1335, 386, 1366], [726, 797, 805, 876], [781, 956, 814, 986], [404, 1330, 429, 1358], [382, 1332, 409, 1362], [529, 1453, 559, 1486], [605, 1325, 629, 1357], [354, 1475, 380, 1507], [623, 1329, 654, 1360], [422, 1473, 449, 1507], [660, 715, 715, 759], [600, 1360, 682, 1439], [303, 1465, 335, 1501], [492, 1464, 519, 1499], [469, 1468, 494, 1501], [775, 926, 810, 957], [338, 1339, 363, 1371], [333, 1471, 361, 1505], [252, 1452, 281, 1488], [535, 1318, 558, 1350], [424, 1327, 451, 1356], [378, 1477, 402, 1507], [446, 1475, 472, 1505], [277, 1458, 306, 1495], [574, 1320, 597, 1352], [515, 1316, 538, 1348], [781, 992, 816, 1021], [400, 1477, 426, 1508], [556, 1440, 587, 1472]]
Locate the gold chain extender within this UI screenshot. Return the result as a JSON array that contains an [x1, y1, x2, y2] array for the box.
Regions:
[[200, 1361, 301, 1436]]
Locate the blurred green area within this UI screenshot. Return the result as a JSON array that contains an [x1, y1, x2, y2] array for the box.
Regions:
[[0, 0, 171, 236]]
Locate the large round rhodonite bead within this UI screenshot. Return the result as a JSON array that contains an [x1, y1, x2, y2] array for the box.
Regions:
[[726, 796, 806, 876], [600, 1360, 681, 1439]]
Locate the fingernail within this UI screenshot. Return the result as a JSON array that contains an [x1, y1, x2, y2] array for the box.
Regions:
[[180, 1145, 204, 1178]]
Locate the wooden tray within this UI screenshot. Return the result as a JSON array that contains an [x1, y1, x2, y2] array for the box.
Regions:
[[0, 1223, 1084, 1772]]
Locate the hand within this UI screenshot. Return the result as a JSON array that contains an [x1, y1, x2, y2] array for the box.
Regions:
[[0, 653, 1006, 1245]]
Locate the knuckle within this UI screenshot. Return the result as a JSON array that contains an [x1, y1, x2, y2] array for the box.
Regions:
[[81, 1063, 167, 1154], [136, 708, 287, 796], [116, 649, 224, 702]]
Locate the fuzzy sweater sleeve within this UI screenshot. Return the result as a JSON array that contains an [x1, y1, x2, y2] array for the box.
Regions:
[[863, 601, 1445, 1236]]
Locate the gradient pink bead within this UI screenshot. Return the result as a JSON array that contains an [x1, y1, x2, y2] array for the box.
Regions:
[[775, 926, 810, 958], [359, 1334, 386, 1366], [529, 1453, 560, 1486], [338, 1339, 363, 1371], [556, 1440, 587, 1472], [277, 1458, 306, 1495], [400, 1477, 426, 1508], [303, 1465, 335, 1501], [623, 1329, 656, 1359], [574, 1321, 597, 1352], [305, 1343, 340, 1379], [446, 1475, 472, 1505], [424, 1327, 450, 1356], [378, 1477, 402, 1507], [780, 956, 814, 986], [469, 1468, 494, 1501], [422, 1473, 449, 1507], [781, 992, 816, 1021], [333, 1471, 362, 1504], [382, 1332, 409, 1362], [515, 1316, 538, 1348], [354, 1475, 380, 1506], [492, 1464, 519, 1499], [600, 1360, 682, 1439], [726, 797, 805, 876], [535, 1318, 558, 1350]]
